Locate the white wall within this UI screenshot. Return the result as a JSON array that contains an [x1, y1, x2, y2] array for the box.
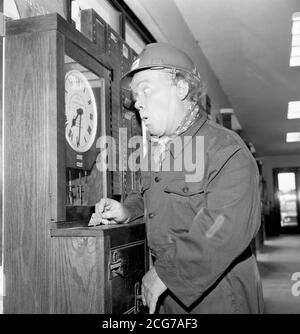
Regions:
[[260, 155, 300, 206], [124, 0, 231, 112]]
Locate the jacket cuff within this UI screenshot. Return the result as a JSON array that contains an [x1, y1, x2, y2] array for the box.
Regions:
[[123, 192, 144, 222]]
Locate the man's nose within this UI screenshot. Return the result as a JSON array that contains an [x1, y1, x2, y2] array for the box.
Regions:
[[134, 99, 144, 112]]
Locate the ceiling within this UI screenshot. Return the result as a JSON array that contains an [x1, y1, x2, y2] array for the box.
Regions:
[[174, 0, 300, 157]]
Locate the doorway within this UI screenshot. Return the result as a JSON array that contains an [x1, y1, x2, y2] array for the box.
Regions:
[[273, 167, 300, 233]]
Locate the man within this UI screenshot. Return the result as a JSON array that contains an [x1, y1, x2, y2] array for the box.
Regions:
[[95, 43, 264, 314]]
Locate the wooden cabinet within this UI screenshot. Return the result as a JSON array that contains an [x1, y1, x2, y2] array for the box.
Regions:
[[3, 13, 147, 314], [51, 223, 148, 314]]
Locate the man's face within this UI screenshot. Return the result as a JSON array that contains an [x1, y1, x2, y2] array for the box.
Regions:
[[130, 69, 181, 137]]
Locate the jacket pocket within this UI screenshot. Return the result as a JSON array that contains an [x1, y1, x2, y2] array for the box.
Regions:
[[163, 179, 205, 233], [164, 179, 204, 197]]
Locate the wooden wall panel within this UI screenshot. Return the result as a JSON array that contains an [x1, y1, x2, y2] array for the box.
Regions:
[[120, 42, 142, 196], [4, 30, 58, 313], [0, 16, 3, 267], [0, 35, 2, 266], [107, 26, 122, 198]]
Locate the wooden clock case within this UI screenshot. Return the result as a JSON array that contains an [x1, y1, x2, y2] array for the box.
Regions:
[[4, 13, 148, 314]]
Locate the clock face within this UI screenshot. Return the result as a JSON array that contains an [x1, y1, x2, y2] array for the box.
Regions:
[[65, 70, 98, 153]]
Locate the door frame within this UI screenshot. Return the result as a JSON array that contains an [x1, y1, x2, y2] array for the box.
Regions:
[[273, 167, 300, 232]]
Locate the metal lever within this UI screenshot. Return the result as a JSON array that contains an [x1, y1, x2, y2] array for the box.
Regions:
[[110, 260, 124, 279], [134, 282, 149, 314], [134, 282, 141, 313], [68, 170, 75, 205], [77, 171, 84, 205]]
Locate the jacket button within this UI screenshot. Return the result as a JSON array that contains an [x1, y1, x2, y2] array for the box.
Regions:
[[154, 176, 160, 183], [148, 213, 155, 219], [183, 186, 189, 193]]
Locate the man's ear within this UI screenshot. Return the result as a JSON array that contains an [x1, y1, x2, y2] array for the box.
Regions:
[[176, 79, 189, 101]]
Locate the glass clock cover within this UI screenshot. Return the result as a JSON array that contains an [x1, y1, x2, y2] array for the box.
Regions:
[[65, 69, 98, 153]]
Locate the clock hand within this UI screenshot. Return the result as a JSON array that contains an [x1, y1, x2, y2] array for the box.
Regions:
[[71, 115, 78, 127], [77, 108, 83, 147], [71, 107, 84, 128]]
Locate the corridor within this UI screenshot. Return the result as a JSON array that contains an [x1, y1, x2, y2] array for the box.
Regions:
[[257, 233, 300, 314]]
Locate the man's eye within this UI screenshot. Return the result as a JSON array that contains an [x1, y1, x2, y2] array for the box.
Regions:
[[143, 87, 151, 95]]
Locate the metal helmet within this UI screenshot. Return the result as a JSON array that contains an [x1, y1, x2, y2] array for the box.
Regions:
[[121, 42, 201, 89]]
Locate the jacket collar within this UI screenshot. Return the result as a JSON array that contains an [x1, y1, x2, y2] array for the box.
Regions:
[[180, 110, 208, 138], [170, 111, 208, 159]]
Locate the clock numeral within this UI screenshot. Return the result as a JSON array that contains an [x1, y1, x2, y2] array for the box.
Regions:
[[84, 137, 87, 143], [68, 75, 83, 90], [88, 99, 92, 105], [87, 126, 92, 135], [68, 129, 73, 141], [89, 113, 93, 120]]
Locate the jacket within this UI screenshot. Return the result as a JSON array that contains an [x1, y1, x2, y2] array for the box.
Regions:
[[124, 112, 264, 314]]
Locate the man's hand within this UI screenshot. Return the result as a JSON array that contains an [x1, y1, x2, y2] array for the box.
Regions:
[[94, 198, 130, 225], [142, 267, 167, 314]]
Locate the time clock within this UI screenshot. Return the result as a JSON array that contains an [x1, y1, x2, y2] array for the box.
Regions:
[[4, 12, 148, 315]]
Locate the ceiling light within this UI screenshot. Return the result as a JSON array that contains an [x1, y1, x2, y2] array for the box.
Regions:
[[292, 35, 300, 46], [288, 101, 300, 119], [290, 57, 300, 66], [286, 132, 300, 143], [292, 13, 300, 34], [290, 13, 300, 67], [220, 108, 234, 114]]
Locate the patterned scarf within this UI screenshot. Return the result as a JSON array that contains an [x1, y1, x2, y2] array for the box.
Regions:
[[151, 104, 200, 171]]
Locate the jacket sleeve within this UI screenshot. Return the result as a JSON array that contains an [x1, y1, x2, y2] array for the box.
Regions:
[[123, 177, 145, 222], [154, 147, 261, 307]]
